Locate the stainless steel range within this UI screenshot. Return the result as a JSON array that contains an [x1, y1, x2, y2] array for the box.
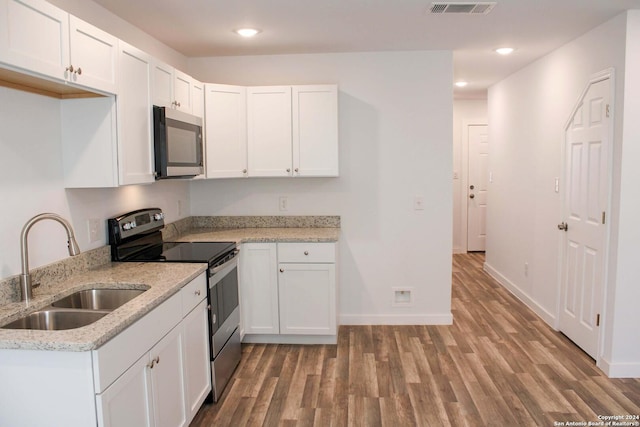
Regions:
[[108, 208, 241, 402]]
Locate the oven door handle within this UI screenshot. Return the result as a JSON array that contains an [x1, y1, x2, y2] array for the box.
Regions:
[[210, 251, 239, 276]]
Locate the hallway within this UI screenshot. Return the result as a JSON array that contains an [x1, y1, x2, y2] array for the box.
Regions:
[[192, 253, 640, 426]]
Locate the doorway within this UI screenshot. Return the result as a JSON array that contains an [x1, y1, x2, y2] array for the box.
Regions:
[[461, 122, 489, 252], [558, 70, 613, 360]]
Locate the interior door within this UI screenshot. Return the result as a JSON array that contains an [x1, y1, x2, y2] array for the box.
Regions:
[[467, 125, 489, 251], [559, 77, 610, 359]]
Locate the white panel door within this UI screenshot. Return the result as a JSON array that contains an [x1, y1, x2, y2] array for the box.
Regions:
[[559, 77, 610, 359], [467, 125, 489, 251], [240, 243, 280, 334], [117, 41, 154, 185], [173, 69, 193, 113], [278, 263, 336, 335], [151, 60, 174, 108], [0, 0, 69, 79], [182, 299, 212, 424], [68, 15, 118, 94], [205, 84, 248, 178], [96, 354, 154, 427], [247, 86, 293, 177], [292, 85, 339, 177], [149, 325, 187, 427]]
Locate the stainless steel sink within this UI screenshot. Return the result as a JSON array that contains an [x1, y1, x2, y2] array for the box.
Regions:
[[1, 309, 107, 330], [51, 288, 146, 310]]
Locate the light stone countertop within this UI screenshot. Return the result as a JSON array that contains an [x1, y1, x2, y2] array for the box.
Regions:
[[176, 227, 340, 244], [0, 224, 339, 352], [0, 262, 206, 352]]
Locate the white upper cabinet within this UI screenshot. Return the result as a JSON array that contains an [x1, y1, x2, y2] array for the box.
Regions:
[[205, 83, 248, 178], [116, 41, 154, 186], [0, 0, 118, 94], [293, 85, 339, 177], [246, 85, 339, 178], [152, 60, 202, 116], [67, 15, 118, 94], [247, 86, 293, 177]]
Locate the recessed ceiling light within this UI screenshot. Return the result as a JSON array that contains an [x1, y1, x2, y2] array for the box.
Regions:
[[495, 47, 515, 55], [235, 28, 261, 38], [455, 81, 468, 87]]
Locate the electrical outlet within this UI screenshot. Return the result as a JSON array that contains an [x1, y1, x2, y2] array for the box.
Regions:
[[524, 262, 529, 277], [177, 200, 183, 217], [453, 171, 459, 180], [414, 196, 425, 211], [87, 218, 100, 243], [279, 196, 288, 211]]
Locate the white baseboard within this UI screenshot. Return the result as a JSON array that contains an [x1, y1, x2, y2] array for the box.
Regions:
[[599, 358, 640, 378], [242, 334, 337, 345], [483, 262, 557, 327], [453, 247, 466, 254], [339, 313, 453, 325]]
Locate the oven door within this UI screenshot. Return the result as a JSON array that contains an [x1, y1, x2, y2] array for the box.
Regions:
[[209, 256, 239, 356]]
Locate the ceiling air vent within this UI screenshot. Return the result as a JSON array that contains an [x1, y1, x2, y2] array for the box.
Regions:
[[428, 2, 497, 15]]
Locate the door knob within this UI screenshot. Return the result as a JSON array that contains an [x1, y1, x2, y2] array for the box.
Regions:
[[469, 194, 475, 199], [557, 222, 568, 231]]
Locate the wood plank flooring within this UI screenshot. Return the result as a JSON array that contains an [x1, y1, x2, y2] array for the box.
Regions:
[[191, 253, 640, 426]]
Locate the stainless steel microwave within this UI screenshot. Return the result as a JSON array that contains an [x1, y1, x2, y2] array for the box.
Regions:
[[153, 106, 204, 179]]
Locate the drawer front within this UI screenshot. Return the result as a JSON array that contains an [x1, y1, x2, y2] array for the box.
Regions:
[[277, 242, 335, 263], [181, 272, 207, 316], [92, 290, 182, 393]]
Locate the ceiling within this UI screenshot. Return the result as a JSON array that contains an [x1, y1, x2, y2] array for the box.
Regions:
[[93, 0, 640, 99]]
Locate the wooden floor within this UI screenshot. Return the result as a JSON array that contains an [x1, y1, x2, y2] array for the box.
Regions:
[[192, 253, 640, 426]]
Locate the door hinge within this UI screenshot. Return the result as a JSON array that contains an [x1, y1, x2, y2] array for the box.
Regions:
[[606, 104, 610, 118], [596, 313, 601, 327], [602, 211, 606, 225]]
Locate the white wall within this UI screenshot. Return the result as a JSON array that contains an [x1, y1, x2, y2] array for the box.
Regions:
[[188, 51, 454, 324], [452, 100, 487, 253], [604, 10, 640, 377], [486, 12, 639, 376]]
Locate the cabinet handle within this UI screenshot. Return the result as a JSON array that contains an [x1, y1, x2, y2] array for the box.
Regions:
[[66, 65, 74, 73], [295, 168, 299, 173], [304, 251, 309, 256], [279, 268, 284, 273], [76, 67, 82, 75], [286, 168, 291, 173], [155, 356, 160, 365], [148, 359, 155, 369], [243, 169, 247, 174], [195, 290, 201, 296]]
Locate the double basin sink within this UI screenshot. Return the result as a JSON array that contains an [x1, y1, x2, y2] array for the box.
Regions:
[[1, 288, 146, 331]]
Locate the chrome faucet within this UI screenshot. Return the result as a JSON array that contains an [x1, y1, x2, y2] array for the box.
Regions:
[[20, 213, 81, 303]]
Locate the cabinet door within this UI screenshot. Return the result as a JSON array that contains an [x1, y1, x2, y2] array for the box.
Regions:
[[117, 41, 154, 185], [96, 354, 154, 427], [0, 0, 69, 79], [68, 15, 118, 94], [247, 86, 292, 177], [191, 79, 205, 118], [278, 263, 336, 335], [240, 243, 280, 334], [205, 84, 248, 178], [173, 68, 193, 113], [151, 59, 174, 108], [292, 85, 339, 177], [149, 325, 187, 427], [182, 299, 211, 424]]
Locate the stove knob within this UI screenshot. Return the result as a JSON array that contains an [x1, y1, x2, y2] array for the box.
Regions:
[[122, 222, 132, 231], [130, 221, 137, 228], [153, 213, 164, 221]]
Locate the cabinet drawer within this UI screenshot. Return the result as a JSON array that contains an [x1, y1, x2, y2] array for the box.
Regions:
[[277, 243, 335, 263], [181, 272, 207, 316], [92, 290, 182, 393]]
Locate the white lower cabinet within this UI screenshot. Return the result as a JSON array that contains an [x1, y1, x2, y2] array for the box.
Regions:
[[240, 242, 337, 343], [0, 272, 210, 427]]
